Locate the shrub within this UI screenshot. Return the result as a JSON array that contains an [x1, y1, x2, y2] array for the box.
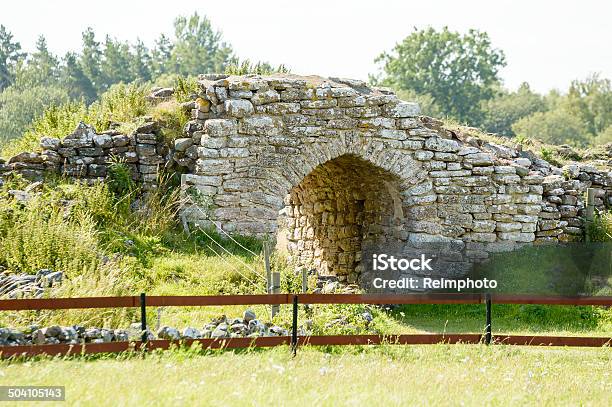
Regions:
[[0, 206, 100, 275], [512, 108, 591, 147], [87, 82, 150, 130], [174, 76, 200, 103], [0, 84, 70, 146], [106, 158, 136, 198]]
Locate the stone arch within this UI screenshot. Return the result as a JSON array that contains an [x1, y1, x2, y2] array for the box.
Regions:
[[276, 152, 407, 283], [276, 135, 428, 191]]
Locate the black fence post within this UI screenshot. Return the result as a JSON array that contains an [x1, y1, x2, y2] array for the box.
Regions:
[[140, 293, 148, 346], [485, 293, 492, 345], [291, 294, 298, 356]]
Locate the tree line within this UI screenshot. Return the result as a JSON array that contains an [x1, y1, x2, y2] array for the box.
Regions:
[[0, 13, 284, 145], [373, 27, 612, 147], [1, 16, 610, 148]]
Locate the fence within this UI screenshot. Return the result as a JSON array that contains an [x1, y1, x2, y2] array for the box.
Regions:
[[1, 293, 611, 358]]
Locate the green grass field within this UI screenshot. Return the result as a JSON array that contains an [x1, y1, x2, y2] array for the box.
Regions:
[[1, 345, 610, 406]]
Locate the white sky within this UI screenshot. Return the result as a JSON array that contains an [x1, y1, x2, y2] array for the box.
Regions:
[[2, 0, 611, 93]]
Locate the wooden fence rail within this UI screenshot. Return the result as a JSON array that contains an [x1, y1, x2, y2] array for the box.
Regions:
[[2, 293, 611, 310], [1, 293, 611, 357]]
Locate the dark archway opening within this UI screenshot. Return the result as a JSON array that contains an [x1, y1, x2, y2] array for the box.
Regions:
[[278, 154, 404, 283]]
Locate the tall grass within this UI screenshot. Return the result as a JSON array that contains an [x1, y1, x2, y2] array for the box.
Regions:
[[150, 101, 190, 143], [0, 83, 150, 158], [588, 210, 612, 242]]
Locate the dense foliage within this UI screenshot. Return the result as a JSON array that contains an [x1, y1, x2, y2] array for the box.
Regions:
[[374, 27, 612, 147], [374, 27, 506, 124]]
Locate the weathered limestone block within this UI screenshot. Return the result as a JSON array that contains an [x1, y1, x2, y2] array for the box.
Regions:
[[239, 116, 283, 135], [472, 220, 496, 233], [195, 159, 234, 175], [136, 144, 156, 156], [492, 174, 520, 184], [496, 222, 522, 232], [93, 134, 113, 148], [62, 122, 95, 148], [9, 152, 43, 164], [40, 137, 61, 150], [337, 96, 366, 107], [425, 137, 460, 152], [174, 138, 193, 152], [464, 153, 494, 166], [559, 205, 578, 218], [498, 232, 535, 242], [466, 232, 497, 243], [252, 89, 280, 105], [205, 119, 237, 137], [384, 101, 420, 117], [225, 99, 254, 118]]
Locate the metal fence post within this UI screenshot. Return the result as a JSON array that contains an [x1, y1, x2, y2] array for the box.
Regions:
[[291, 295, 299, 356], [485, 293, 492, 345], [140, 293, 148, 346]]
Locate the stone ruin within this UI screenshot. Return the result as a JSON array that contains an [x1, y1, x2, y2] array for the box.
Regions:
[[1, 74, 611, 284]]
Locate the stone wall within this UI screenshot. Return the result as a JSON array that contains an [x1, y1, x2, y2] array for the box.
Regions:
[[0, 122, 165, 190], [177, 74, 612, 282], [2, 73, 611, 283]]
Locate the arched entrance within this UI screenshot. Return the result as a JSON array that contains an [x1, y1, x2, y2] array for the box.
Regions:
[[277, 154, 405, 283]]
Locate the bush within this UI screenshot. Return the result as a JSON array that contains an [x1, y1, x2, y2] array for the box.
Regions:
[[87, 82, 150, 130], [0, 84, 70, 146], [0, 206, 100, 275], [174, 76, 200, 103], [512, 108, 591, 147], [479, 83, 545, 136], [593, 125, 612, 145], [106, 158, 136, 198]]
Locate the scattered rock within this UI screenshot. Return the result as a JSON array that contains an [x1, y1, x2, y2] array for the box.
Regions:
[[243, 309, 256, 323]]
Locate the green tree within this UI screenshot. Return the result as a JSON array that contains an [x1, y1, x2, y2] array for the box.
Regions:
[[480, 82, 546, 136], [512, 108, 590, 147], [0, 25, 25, 91], [60, 52, 97, 102], [0, 84, 69, 145], [13, 35, 60, 88], [80, 27, 103, 93], [374, 27, 506, 124], [100, 36, 134, 89], [565, 74, 612, 136], [150, 34, 173, 78], [168, 13, 233, 76], [130, 40, 152, 82]]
